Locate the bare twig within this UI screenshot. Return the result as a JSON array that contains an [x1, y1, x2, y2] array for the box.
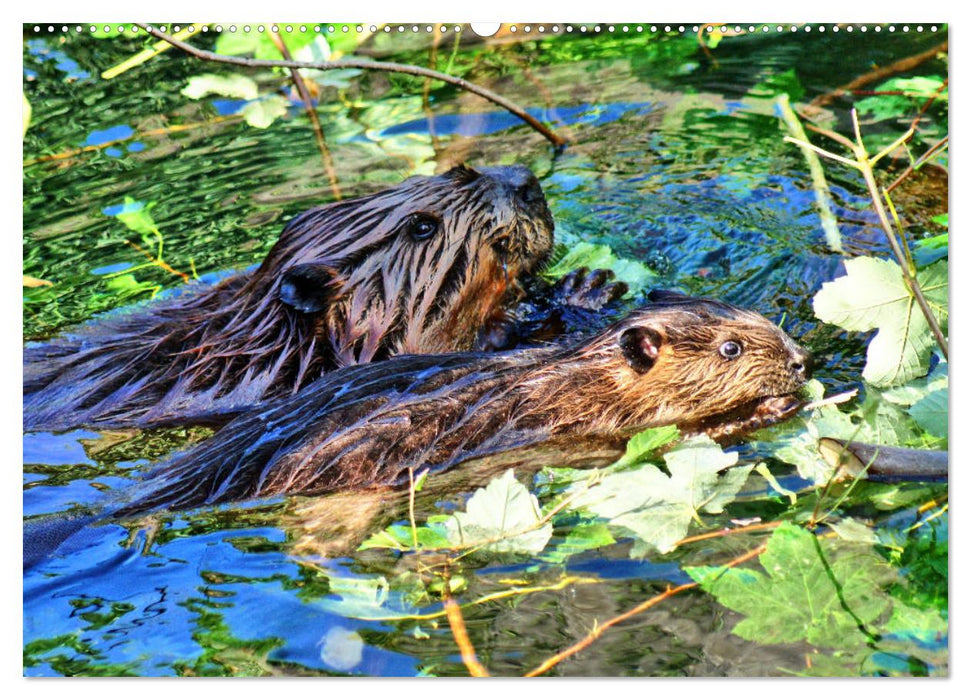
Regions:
[[137, 24, 566, 147], [267, 29, 342, 200], [124, 240, 190, 283], [886, 135, 949, 193], [443, 575, 489, 677]]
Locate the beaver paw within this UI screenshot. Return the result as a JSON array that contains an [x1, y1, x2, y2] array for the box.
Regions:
[[553, 267, 629, 311]]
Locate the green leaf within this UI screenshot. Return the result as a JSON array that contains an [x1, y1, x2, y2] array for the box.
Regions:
[[614, 425, 680, 468], [909, 387, 948, 438], [358, 523, 450, 551], [538, 523, 616, 564], [826, 517, 880, 544], [687, 523, 897, 648], [542, 241, 655, 295], [181, 74, 259, 101], [111, 198, 159, 236], [104, 274, 160, 299], [914, 233, 948, 268], [444, 469, 553, 554], [813, 257, 948, 387], [241, 96, 289, 129], [571, 435, 750, 554]]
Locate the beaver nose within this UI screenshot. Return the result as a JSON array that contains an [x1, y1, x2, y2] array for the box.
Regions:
[[481, 165, 547, 211], [789, 349, 814, 382]]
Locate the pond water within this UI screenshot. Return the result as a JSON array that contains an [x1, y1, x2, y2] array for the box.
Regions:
[[23, 25, 948, 677]]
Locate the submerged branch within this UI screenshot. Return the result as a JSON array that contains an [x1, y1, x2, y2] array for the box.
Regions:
[[443, 582, 489, 677], [777, 95, 843, 253], [137, 24, 567, 148]]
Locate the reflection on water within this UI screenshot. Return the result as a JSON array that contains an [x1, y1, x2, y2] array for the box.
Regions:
[[23, 26, 946, 676]]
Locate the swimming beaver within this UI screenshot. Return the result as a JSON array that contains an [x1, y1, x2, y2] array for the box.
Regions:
[[23, 165, 558, 432], [117, 291, 812, 516]]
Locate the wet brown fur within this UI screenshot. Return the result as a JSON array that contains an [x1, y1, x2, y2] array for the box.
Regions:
[[119, 293, 811, 516], [24, 165, 554, 431]]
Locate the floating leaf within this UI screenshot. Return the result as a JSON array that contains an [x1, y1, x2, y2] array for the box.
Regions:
[[909, 388, 948, 439], [538, 523, 616, 564], [813, 257, 948, 387], [444, 469, 552, 554], [182, 74, 259, 101], [316, 572, 423, 620], [571, 435, 750, 554], [358, 523, 450, 552], [687, 523, 897, 648], [110, 197, 159, 236], [240, 96, 289, 129]]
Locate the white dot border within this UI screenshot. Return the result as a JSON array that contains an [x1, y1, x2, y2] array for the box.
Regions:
[[30, 23, 941, 36]]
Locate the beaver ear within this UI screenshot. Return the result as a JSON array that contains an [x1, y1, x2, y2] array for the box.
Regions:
[[279, 263, 335, 313], [620, 326, 663, 374]]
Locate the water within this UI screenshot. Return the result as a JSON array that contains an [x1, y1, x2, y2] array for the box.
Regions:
[[23, 25, 948, 676]]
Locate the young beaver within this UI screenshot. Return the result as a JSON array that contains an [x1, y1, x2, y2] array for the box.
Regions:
[[24, 165, 554, 432], [117, 291, 812, 516]]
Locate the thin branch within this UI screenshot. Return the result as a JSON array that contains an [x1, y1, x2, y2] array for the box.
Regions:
[[524, 544, 766, 677], [267, 29, 342, 200], [886, 135, 949, 193], [122, 240, 189, 283], [808, 40, 948, 110], [137, 24, 567, 148], [442, 577, 489, 677]]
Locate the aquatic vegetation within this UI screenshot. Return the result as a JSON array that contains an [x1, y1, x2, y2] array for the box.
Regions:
[[23, 23, 948, 677]]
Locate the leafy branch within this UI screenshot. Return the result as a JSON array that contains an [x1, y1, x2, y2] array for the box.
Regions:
[[137, 24, 567, 148], [784, 109, 948, 361]]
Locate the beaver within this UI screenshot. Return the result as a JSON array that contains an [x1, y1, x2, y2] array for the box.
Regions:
[[115, 291, 812, 516], [23, 165, 562, 432]]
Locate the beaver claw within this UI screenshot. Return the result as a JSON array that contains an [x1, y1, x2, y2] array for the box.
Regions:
[[553, 267, 629, 310]]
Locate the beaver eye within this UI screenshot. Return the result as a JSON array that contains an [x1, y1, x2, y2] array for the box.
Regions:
[[719, 340, 743, 359], [403, 213, 440, 241]]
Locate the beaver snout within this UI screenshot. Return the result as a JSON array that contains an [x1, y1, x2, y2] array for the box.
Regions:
[[482, 165, 549, 214], [788, 348, 814, 382]]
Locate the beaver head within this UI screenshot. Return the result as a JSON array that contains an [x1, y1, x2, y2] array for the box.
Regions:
[[253, 164, 554, 364], [535, 290, 812, 438], [23, 165, 554, 431]]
